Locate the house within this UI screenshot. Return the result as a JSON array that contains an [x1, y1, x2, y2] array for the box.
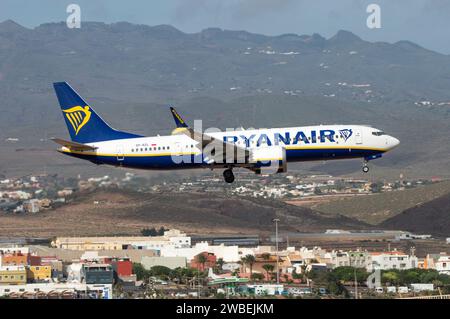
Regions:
[[367, 250, 418, 271], [83, 264, 114, 285], [1, 251, 29, 266], [0, 266, 27, 284], [435, 254, 450, 275], [27, 265, 52, 282]]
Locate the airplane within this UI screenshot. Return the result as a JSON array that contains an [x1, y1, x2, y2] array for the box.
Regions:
[[52, 82, 400, 183]]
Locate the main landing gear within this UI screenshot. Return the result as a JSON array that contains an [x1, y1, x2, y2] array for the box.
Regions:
[[362, 161, 370, 173], [223, 168, 235, 183]]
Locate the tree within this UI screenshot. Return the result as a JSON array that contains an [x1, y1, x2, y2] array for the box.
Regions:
[[197, 253, 208, 271], [332, 267, 369, 284], [133, 263, 149, 281], [242, 255, 256, 276], [262, 264, 275, 281], [150, 265, 171, 279], [216, 258, 224, 272], [157, 226, 167, 236], [141, 227, 157, 236]]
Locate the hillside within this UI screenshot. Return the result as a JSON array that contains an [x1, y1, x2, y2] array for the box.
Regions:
[[380, 192, 450, 237], [0, 189, 370, 237], [312, 180, 450, 225], [0, 20, 449, 177]]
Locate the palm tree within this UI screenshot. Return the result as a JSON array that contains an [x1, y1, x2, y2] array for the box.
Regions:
[[243, 254, 256, 277], [197, 253, 208, 271], [216, 258, 224, 272], [262, 264, 274, 281]]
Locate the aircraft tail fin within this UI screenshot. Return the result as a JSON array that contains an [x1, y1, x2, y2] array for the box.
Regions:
[[53, 82, 142, 143], [170, 107, 189, 128]]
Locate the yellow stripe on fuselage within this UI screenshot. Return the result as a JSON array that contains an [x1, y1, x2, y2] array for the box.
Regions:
[[285, 145, 388, 152], [60, 145, 387, 158], [61, 149, 198, 157]]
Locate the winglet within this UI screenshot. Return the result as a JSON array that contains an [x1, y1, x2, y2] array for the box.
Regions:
[[170, 107, 189, 128]]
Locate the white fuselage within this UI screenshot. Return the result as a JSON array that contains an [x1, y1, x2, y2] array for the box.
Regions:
[[60, 124, 399, 170]]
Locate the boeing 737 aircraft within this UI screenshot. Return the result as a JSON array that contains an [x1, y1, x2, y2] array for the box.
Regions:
[[52, 82, 400, 183]]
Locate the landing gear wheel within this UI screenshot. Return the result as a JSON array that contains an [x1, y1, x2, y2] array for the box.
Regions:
[[223, 169, 235, 183], [362, 165, 369, 173]]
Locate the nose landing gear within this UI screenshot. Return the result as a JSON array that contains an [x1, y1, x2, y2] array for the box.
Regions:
[[223, 168, 235, 183], [362, 160, 369, 173]]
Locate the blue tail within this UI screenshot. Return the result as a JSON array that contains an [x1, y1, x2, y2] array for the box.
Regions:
[[53, 82, 142, 143]]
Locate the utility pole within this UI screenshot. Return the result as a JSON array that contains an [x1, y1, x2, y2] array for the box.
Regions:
[[273, 218, 280, 285]]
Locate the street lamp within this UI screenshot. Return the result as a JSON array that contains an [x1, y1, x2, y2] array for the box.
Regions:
[[272, 218, 280, 285]]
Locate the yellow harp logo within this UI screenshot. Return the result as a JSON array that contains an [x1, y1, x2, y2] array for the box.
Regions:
[[63, 106, 92, 135]]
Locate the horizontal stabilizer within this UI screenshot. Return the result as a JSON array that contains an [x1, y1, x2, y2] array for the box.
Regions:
[[51, 138, 97, 151]]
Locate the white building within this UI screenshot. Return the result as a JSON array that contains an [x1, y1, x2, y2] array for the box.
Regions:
[[161, 242, 240, 262], [367, 251, 418, 271], [52, 229, 190, 251], [66, 263, 84, 283], [326, 251, 350, 268], [435, 255, 450, 275]]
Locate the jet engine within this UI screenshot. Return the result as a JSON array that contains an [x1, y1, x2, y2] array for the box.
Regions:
[[249, 146, 287, 174]]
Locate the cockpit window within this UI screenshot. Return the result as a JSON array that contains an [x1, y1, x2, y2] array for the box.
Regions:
[[372, 131, 386, 136]]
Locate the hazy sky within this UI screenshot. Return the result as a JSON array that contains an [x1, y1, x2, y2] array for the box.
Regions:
[[1, 0, 449, 54]]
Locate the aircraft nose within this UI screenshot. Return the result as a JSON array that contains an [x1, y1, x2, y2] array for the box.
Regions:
[[389, 136, 400, 149]]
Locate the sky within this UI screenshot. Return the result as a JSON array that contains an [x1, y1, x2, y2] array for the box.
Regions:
[[0, 0, 449, 54]]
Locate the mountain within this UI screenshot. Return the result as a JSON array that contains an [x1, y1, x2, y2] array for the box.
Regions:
[[0, 190, 370, 237], [380, 192, 450, 237], [313, 180, 450, 225], [0, 21, 449, 178]]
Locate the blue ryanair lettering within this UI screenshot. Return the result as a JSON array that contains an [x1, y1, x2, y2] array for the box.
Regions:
[[224, 136, 238, 144], [293, 131, 310, 144], [311, 130, 317, 143], [320, 130, 335, 142], [274, 132, 291, 145], [257, 134, 272, 147], [240, 134, 256, 147]]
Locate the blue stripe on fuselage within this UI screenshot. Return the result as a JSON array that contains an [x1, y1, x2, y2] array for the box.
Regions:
[[62, 147, 384, 169]]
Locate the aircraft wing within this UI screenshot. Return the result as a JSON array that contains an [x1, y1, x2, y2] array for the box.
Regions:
[[170, 107, 250, 165], [51, 138, 98, 151]]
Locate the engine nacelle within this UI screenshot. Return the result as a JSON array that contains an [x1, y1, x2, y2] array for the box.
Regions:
[[249, 146, 287, 174]]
